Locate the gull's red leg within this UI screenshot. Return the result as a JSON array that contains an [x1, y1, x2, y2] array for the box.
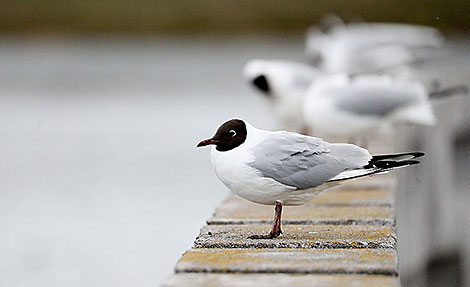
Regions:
[[248, 201, 283, 239]]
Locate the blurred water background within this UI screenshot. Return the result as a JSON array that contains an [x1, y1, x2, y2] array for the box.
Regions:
[[0, 35, 305, 286], [0, 2, 470, 286]]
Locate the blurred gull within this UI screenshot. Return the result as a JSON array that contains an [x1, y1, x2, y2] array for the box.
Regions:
[[244, 59, 321, 133], [302, 74, 435, 142], [305, 20, 445, 74]]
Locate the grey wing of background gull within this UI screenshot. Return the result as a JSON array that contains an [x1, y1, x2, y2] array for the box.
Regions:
[[292, 73, 317, 90], [284, 62, 321, 90], [248, 133, 370, 189], [334, 86, 418, 117]]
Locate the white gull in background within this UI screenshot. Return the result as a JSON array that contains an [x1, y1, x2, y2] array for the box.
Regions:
[[197, 119, 424, 239], [302, 74, 435, 142], [305, 21, 445, 74], [243, 59, 321, 133]]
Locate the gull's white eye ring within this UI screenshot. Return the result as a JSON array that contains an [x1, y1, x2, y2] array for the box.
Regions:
[[229, 130, 237, 137]]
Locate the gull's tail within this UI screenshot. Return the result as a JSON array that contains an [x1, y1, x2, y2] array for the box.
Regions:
[[364, 152, 425, 170], [328, 152, 425, 182]]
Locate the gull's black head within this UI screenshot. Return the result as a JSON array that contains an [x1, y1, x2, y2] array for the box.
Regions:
[[197, 119, 247, 152], [252, 75, 270, 94]]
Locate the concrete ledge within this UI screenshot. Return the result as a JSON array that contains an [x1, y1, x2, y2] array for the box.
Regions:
[[163, 273, 399, 287], [333, 176, 394, 190], [307, 189, 393, 207], [164, 177, 400, 286], [195, 224, 396, 249], [175, 248, 398, 275], [208, 195, 394, 226]]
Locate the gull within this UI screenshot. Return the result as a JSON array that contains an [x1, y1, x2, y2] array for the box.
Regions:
[[243, 59, 321, 133], [305, 21, 445, 74], [302, 73, 435, 142], [197, 119, 424, 239]]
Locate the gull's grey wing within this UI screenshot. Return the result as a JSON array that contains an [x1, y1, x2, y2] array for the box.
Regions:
[[333, 82, 420, 117], [273, 60, 321, 91], [248, 132, 371, 189]]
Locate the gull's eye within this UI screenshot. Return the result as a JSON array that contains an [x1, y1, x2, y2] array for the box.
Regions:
[[229, 130, 237, 137]]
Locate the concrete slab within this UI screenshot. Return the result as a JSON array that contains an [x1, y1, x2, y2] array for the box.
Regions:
[[208, 196, 394, 225], [195, 224, 396, 249], [163, 273, 400, 287], [310, 189, 393, 206], [175, 248, 398, 275], [334, 175, 394, 190]]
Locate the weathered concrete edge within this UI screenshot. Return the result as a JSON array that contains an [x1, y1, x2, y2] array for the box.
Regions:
[[175, 268, 399, 276], [193, 240, 396, 249], [207, 218, 396, 226], [193, 225, 397, 249], [162, 273, 401, 287], [297, 201, 393, 207]]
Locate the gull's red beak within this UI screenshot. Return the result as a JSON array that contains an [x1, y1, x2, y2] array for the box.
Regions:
[[197, 138, 219, 147]]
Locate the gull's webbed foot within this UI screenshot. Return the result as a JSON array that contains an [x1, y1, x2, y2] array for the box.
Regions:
[[247, 229, 282, 240]]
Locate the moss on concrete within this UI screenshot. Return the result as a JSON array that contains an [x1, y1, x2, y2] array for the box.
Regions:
[[176, 248, 397, 275]]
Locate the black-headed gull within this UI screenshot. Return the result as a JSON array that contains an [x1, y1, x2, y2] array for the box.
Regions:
[[306, 21, 445, 74], [243, 59, 321, 133], [303, 74, 435, 142], [197, 119, 424, 239]]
